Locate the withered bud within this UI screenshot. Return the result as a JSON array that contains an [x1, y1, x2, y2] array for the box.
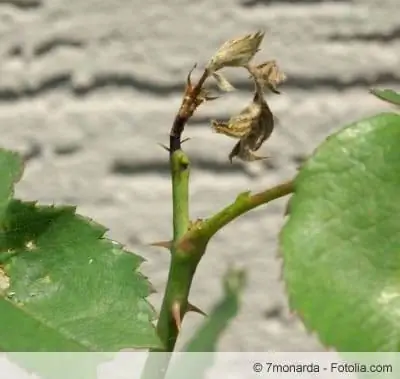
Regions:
[[206, 31, 265, 73], [228, 107, 274, 162], [250, 60, 286, 94], [212, 72, 236, 92], [226, 77, 275, 162]]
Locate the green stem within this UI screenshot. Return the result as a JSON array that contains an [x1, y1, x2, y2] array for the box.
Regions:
[[179, 179, 294, 246], [171, 151, 190, 241], [141, 150, 205, 379]]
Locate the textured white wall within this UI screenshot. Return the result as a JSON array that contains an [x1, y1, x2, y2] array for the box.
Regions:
[[1, 0, 399, 351]]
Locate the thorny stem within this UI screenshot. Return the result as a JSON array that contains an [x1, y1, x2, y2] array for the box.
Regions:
[[141, 63, 293, 378], [178, 179, 294, 250], [141, 69, 209, 379], [169, 69, 209, 153]]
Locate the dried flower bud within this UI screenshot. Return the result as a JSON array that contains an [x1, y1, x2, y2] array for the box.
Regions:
[[212, 72, 236, 92], [223, 77, 275, 162], [228, 104, 274, 162], [247, 100, 274, 151], [250, 60, 286, 94], [206, 31, 265, 73]]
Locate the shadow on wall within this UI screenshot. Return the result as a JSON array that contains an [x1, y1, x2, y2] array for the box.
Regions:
[[241, 0, 351, 7]]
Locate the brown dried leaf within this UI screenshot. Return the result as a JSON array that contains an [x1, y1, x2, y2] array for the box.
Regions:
[[251, 60, 287, 94], [227, 77, 275, 162], [211, 92, 263, 139], [206, 31, 265, 73]]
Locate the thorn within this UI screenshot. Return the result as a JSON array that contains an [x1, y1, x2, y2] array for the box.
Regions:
[[157, 143, 170, 152], [181, 137, 191, 144], [189, 63, 198, 74], [187, 302, 207, 317], [186, 63, 198, 91], [172, 301, 182, 332], [149, 240, 172, 250]]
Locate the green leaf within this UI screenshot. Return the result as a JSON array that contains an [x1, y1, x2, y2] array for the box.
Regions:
[[0, 200, 161, 351], [280, 112, 400, 351], [371, 88, 400, 106], [0, 148, 161, 351]]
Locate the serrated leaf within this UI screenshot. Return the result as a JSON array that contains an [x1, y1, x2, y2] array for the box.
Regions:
[[280, 112, 400, 351], [371, 88, 400, 106], [0, 147, 161, 351], [0, 200, 161, 351]]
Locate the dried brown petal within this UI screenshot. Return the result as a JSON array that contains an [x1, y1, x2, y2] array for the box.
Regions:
[[206, 31, 265, 73], [227, 75, 275, 162], [211, 93, 263, 139], [250, 60, 286, 94], [212, 120, 247, 138], [247, 101, 274, 151], [212, 72, 236, 92], [212, 64, 277, 162], [212, 107, 257, 139]]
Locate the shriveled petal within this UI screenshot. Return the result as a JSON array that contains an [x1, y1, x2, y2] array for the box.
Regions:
[[211, 120, 250, 138], [251, 60, 287, 94]]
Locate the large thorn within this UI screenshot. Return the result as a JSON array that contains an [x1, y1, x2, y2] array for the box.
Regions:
[[187, 302, 207, 317], [172, 301, 182, 332]]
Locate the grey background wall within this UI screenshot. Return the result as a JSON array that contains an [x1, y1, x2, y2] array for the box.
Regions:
[[1, 0, 399, 351]]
